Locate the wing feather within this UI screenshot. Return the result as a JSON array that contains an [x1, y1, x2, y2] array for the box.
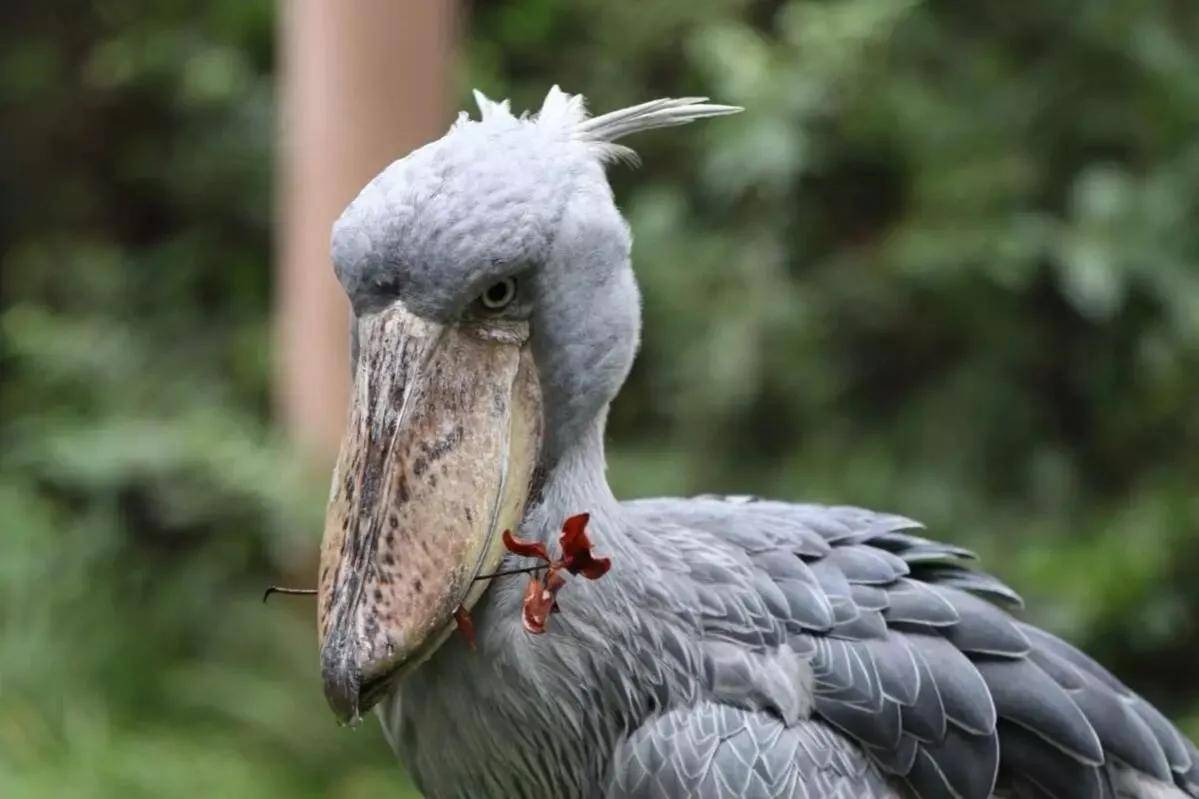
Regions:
[[905, 724, 1000, 799], [607, 703, 903, 798], [622, 496, 1197, 798]]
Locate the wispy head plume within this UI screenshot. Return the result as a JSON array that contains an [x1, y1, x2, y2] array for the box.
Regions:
[[465, 85, 742, 167], [573, 93, 743, 165], [472, 89, 513, 123]]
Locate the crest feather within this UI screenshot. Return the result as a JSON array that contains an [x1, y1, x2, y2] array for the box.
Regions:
[[473, 89, 513, 122], [536, 85, 589, 133], [576, 93, 742, 166], [465, 85, 742, 166], [577, 96, 743, 142]]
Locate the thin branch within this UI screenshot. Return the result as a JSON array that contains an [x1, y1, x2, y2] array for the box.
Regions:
[[472, 565, 548, 582], [263, 586, 318, 603]]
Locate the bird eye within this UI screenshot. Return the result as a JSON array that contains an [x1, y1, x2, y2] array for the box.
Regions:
[[479, 278, 517, 311]]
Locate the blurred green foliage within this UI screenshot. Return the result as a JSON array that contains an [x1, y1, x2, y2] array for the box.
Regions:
[[3, 0, 1198, 796]]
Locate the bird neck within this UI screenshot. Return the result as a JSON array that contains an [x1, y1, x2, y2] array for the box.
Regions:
[[526, 410, 631, 554]]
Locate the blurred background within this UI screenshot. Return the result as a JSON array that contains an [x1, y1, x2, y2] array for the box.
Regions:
[[3, 0, 1199, 796]]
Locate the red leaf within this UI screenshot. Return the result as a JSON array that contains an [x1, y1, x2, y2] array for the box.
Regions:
[[503, 529, 551, 562], [558, 513, 611, 580], [521, 567, 566, 634], [453, 605, 476, 650]]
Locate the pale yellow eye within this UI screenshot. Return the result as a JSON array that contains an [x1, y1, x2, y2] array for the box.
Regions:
[[480, 278, 517, 310]]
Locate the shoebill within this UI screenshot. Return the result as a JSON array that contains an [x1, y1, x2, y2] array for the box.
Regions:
[[314, 87, 1199, 799]]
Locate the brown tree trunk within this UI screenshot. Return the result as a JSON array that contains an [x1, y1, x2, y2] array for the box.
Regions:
[[276, 0, 457, 461]]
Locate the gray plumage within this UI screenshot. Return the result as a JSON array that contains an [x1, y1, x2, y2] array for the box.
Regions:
[[329, 87, 1198, 798], [380, 496, 1198, 798]]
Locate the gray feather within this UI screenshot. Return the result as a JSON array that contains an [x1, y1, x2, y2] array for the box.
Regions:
[[884, 579, 961, 627], [975, 657, 1103, 764], [812, 638, 883, 708], [901, 642, 949, 742], [1071, 685, 1172, 781], [863, 734, 920, 776], [850, 583, 891, 612], [1132, 697, 1195, 776], [997, 720, 1112, 799], [905, 631, 997, 735], [915, 564, 1024, 608], [860, 635, 923, 707], [931, 586, 1031, 657], [1018, 623, 1130, 696], [808, 559, 855, 605], [755, 552, 837, 631], [1028, 646, 1089, 690], [826, 545, 910, 585], [905, 725, 999, 799], [608, 704, 903, 798], [829, 608, 889, 640], [815, 695, 904, 750]]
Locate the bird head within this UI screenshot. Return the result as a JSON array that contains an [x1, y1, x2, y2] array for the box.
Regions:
[[317, 87, 740, 724]]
